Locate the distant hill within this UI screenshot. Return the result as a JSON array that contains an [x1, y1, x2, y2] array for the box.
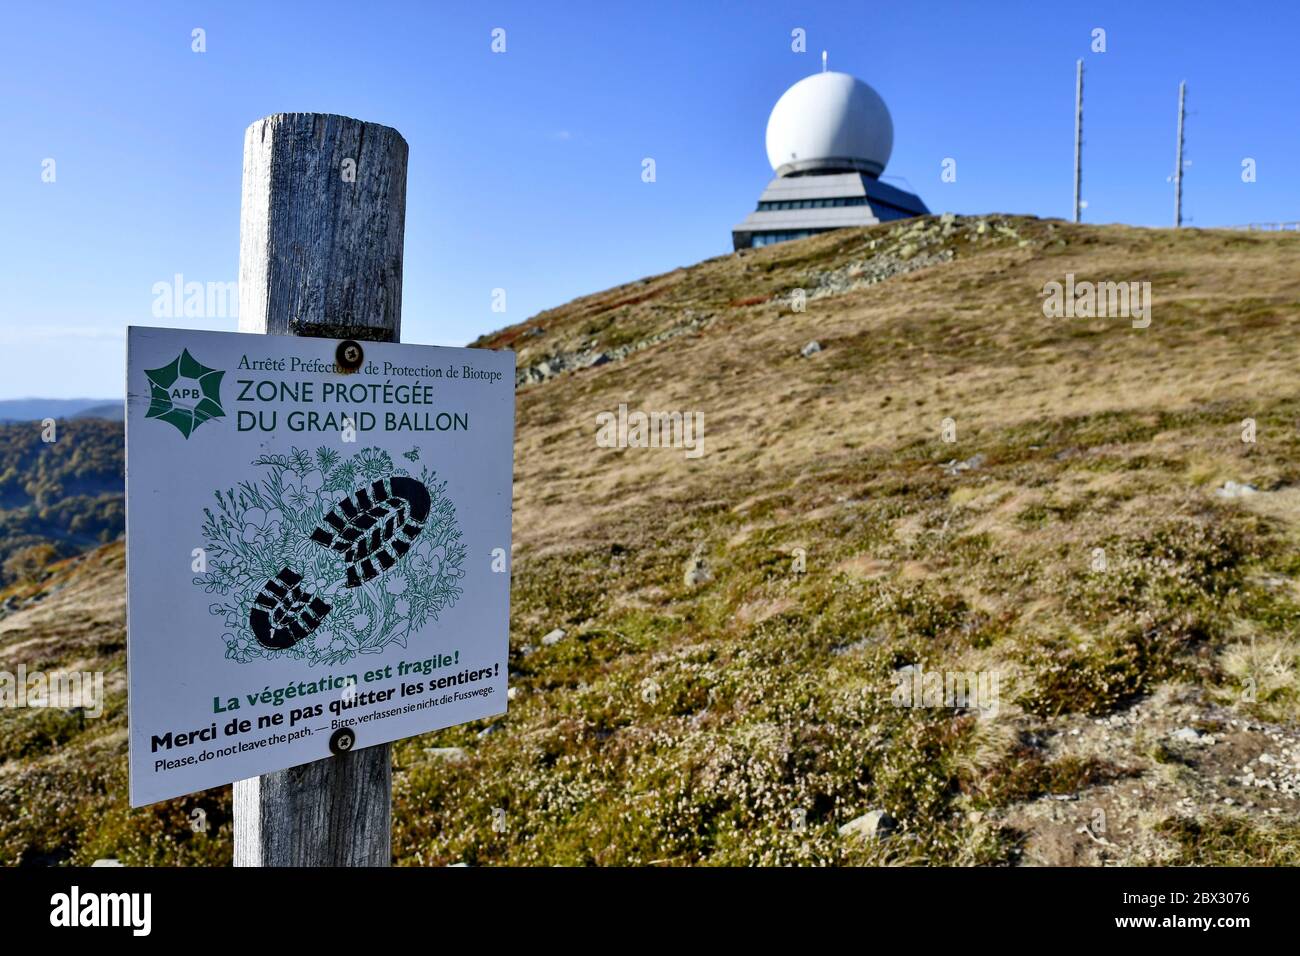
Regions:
[[70, 402, 124, 422], [3, 216, 1300, 867], [0, 419, 123, 578], [0, 398, 122, 423]]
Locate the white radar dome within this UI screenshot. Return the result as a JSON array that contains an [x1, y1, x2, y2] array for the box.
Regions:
[[764, 71, 894, 177]]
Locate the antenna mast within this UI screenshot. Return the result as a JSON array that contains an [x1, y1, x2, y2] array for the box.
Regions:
[[1073, 59, 1083, 223], [1174, 80, 1186, 228]]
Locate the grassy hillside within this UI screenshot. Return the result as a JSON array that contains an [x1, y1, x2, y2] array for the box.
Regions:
[[0, 419, 123, 580], [4, 215, 1300, 865]]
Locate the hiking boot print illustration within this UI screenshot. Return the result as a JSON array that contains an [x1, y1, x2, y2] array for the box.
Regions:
[[249, 475, 433, 650]]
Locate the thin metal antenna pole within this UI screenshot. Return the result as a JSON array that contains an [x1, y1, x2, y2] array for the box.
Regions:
[[1073, 59, 1083, 223], [1174, 80, 1186, 228]]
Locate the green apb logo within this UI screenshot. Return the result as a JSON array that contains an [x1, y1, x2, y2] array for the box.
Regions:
[[145, 349, 225, 438]]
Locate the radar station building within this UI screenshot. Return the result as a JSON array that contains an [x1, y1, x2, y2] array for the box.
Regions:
[[733, 65, 929, 250]]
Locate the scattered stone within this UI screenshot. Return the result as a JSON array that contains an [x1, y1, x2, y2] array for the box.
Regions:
[[839, 809, 897, 840], [774, 246, 954, 310], [517, 312, 713, 386], [1172, 726, 1208, 745], [477, 723, 501, 740], [91, 859, 124, 867], [800, 340, 822, 357], [833, 637, 876, 657], [541, 628, 566, 646], [1216, 480, 1258, 499], [684, 554, 711, 587], [507, 686, 519, 702], [940, 453, 985, 476], [427, 747, 468, 762]]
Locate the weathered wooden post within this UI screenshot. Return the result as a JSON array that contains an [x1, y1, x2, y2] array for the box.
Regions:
[[232, 112, 408, 866]]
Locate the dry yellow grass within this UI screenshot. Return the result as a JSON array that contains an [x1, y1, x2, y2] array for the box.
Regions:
[[493, 218, 1300, 561]]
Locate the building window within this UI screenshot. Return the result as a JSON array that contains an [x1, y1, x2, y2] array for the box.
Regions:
[[755, 197, 869, 211]]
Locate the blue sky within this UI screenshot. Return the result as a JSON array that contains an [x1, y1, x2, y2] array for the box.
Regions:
[[2, 0, 1296, 399]]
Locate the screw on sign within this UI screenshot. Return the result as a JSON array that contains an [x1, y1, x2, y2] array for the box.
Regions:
[[336, 339, 364, 371], [329, 728, 356, 755]]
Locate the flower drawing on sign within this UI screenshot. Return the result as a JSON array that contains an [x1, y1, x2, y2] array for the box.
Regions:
[[241, 507, 282, 545], [282, 468, 325, 512], [194, 445, 466, 665]]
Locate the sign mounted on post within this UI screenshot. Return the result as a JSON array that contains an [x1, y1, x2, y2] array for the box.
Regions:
[[126, 326, 515, 807]]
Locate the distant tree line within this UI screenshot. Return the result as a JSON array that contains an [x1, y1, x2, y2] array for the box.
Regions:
[[0, 420, 123, 583]]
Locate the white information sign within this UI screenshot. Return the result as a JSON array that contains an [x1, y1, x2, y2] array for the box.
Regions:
[[126, 327, 514, 806]]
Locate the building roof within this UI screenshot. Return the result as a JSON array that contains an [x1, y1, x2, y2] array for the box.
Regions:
[[732, 173, 929, 238]]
